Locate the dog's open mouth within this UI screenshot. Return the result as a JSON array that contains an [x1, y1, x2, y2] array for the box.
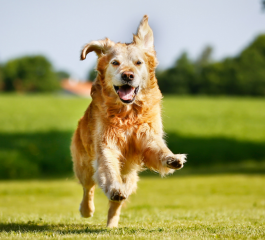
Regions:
[[114, 85, 139, 103]]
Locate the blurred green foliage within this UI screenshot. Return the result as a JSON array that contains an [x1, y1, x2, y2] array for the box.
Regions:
[[56, 70, 70, 81], [0, 64, 4, 90], [157, 34, 265, 96], [87, 65, 97, 81], [2, 55, 62, 92], [1, 34, 265, 95], [0, 95, 264, 179]]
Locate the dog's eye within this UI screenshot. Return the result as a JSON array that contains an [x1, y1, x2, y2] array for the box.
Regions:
[[111, 60, 120, 66], [136, 60, 142, 65]]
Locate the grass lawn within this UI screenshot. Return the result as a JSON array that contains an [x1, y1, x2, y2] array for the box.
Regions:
[[1, 94, 264, 140], [0, 94, 264, 178], [0, 94, 265, 238], [0, 175, 264, 239]]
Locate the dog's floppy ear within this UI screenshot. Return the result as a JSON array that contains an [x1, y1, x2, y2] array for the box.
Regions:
[[134, 15, 154, 51], [80, 38, 114, 60]]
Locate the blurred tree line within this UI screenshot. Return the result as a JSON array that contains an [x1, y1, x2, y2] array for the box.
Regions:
[[1, 34, 265, 95], [157, 34, 265, 96], [0, 55, 69, 92]]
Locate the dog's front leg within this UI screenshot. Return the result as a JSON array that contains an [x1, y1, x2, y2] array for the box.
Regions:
[[107, 201, 124, 228], [93, 147, 127, 227], [143, 137, 187, 175], [94, 147, 127, 202]]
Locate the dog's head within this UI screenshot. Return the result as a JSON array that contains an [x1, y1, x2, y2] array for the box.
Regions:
[[81, 15, 158, 104]]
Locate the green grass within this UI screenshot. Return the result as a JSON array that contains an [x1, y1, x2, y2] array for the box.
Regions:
[[0, 175, 264, 239], [0, 94, 90, 178], [0, 94, 90, 133], [0, 94, 265, 238], [0, 94, 265, 178], [1, 94, 264, 140], [161, 96, 265, 174], [162, 96, 265, 142]]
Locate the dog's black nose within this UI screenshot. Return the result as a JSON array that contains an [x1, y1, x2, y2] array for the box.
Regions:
[[121, 71, 134, 82]]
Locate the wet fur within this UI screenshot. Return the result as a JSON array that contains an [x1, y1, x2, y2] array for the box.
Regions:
[[71, 15, 186, 228]]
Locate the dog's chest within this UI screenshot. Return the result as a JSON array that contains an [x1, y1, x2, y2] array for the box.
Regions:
[[113, 122, 150, 153]]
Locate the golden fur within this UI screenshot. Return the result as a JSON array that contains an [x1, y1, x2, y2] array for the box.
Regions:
[[71, 15, 186, 228]]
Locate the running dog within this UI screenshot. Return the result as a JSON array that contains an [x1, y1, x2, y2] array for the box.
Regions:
[[71, 15, 186, 228]]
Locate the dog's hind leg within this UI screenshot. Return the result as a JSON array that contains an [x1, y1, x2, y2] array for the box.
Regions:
[[79, 184, 95, 218], [107, 201, 123, 228], [71, 130, 96, 218]]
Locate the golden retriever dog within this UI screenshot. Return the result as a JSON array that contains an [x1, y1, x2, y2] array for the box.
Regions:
[[71, 15, 186, 228]]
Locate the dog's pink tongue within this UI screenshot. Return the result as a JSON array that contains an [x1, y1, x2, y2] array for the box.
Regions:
[[117, 86, 135, 100]]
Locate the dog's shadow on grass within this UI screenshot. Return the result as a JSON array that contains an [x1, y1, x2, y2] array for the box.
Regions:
[[0, 222, 109, 235]]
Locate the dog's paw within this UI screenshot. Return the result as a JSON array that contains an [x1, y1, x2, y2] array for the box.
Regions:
[[79, 201, 95, 218], [107, 182, 127, 202], [110, 190, 127, 201], [165, 154, 187, 170]]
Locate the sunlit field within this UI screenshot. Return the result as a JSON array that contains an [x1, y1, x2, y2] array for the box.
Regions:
[[0, 94, 265, 239], [0, 175, 265, 239]]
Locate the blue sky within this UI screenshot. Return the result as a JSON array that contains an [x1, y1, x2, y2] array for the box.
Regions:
[[0, 0, 264, 79]]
